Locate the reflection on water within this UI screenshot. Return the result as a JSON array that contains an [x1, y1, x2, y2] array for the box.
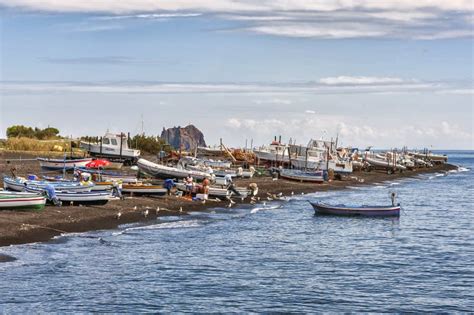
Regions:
[[1, 152, 473, 312]]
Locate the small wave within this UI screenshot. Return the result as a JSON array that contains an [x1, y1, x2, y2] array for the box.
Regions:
[[250, 204, 281, 214], [124, 220, 202, 232], [451, 166, 470, 173]]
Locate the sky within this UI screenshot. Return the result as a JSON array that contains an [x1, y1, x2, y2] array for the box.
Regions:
[[0, 1, 473, 149]]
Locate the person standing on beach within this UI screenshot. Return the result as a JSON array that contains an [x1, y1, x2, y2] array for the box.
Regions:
[[225, 174, 241, 197], [185, 174, 194, 197]]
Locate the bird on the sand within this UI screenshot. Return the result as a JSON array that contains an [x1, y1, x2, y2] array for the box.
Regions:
[[179, 207, 183, 213], [143, 209, 149, 217], [133, 206, 137, 210], [156, 207, 160, 215], [291, 191, 294, 196], [116, 212, 122, 220]]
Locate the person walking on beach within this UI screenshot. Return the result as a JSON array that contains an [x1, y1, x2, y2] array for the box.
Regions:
[[225, 174, 241, 197]]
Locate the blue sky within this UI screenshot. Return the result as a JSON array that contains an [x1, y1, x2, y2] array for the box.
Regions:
[[0, 1, 473, 149]]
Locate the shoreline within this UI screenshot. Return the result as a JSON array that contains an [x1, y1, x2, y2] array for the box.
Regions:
[[0, 155, 457, 248]]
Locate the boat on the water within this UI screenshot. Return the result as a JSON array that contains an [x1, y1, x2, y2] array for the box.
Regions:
[[309, 201, 400, 217], [3, 176, 93, 192], [121, 183, 167, 195], [0, 191, 46, 211], [80, 132, 140, 162], [280, 169, 324, 183], [137, 158, 211, 180], [37, 157, 92, 170]]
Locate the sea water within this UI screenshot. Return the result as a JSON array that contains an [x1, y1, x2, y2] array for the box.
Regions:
[[1, 151, 473, 312]]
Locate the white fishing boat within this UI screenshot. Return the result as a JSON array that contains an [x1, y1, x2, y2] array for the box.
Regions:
[[409, 151, 447, 163], [280, 169, 324, 183], [254, 140, 289, 163], [137, 158, 211, 180], [37, 157, 92, 170], [290, 140, 353, 174], [80, 132, 140, 162], [363, 156, 407, 172], [0, 192, 46, 211], [175, 182, 250, 198]]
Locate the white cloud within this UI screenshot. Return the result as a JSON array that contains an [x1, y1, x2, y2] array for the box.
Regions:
[[226, 115, 473, 149], [0, 78, 453, 95], [1, 0, 472, 39], [254, 98, 292, 105], [319, 76, 406, 85], [305, 110, 316, 114]]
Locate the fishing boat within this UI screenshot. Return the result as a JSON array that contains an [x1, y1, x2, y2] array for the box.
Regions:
[[175, 182, 250, 198], [137, 158, 211, 180], [309, 201, 400, 217], [290, 139, 353, 174], [37, 157, 92, 170], [80, 132, 140, 162], [253, 140, 290, 163], [24, 186, 113, 206], [409, 152, 448, 163], [0, 192, 46, 211], [3, 176, 94, 192], [121, 183, 167, 195], [76, 168, 138, 183], [363, 156, 407, 172], [280, 169, 324, 183]]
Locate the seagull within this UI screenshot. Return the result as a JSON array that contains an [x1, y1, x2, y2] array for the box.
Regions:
[[263, 201, 266, 207], [70, 201, 74, 206], [116, 212, 122, 220], [291, 191, 294, 196], [156, 207, 160, 215], [267, 197, 273, 201], [277, 192, 283, 197], [179, 207, 183, 213], [133, 206, 137, 210], [301, 192, 305, 195], [143, 209, 149, 217], [227, 202, 233, 208]]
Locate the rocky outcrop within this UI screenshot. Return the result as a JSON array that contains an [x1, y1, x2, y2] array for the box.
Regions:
[[161, 125, 206, 151]]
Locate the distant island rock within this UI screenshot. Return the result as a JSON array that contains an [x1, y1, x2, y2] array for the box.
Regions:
[[161, 124, 206, 151]]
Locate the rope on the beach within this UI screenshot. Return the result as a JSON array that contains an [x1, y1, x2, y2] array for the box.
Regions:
[[0, 216, 68, 234]]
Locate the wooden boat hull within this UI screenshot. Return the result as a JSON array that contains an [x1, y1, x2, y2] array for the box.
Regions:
[[37, 157, 92, 170], [122, 185, 167, 195], [310, 201, 400, 217]]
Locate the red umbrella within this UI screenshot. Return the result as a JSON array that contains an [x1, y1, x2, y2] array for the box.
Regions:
[[85, 159, 111, 169]]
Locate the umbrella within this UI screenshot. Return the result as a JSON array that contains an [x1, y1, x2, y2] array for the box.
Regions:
[[85, 159, 111, 169]]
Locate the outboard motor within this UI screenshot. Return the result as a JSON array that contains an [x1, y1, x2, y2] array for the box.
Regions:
[[44, 184, 61, 206]]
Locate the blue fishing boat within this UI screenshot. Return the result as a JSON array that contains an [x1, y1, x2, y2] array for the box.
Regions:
[[309, 200, 400, 217], [3, 176, 93, 192]]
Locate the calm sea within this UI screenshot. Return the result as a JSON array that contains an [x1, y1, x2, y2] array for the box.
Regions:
[[1, 151, 473, 312]]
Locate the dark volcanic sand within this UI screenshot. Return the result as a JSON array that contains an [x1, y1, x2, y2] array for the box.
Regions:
[[0, 150, 457, 248]]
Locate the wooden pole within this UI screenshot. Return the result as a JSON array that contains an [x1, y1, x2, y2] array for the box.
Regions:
[[99, 137, 103, 155], [119, 132, 123, 160]]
